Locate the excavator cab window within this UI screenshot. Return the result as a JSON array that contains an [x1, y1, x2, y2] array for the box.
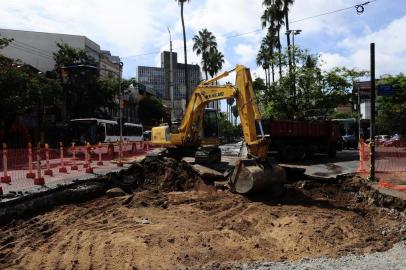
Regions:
[[203, 108, 219, 139]]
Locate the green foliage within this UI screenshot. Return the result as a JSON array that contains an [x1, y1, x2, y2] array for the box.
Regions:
[[218, 112, 241, 140], [257, 48, 367, 120], [193, 29, 220, 79], [376, 74, 406, 134], [138, 96, 164, 126], [0, 57, 62, 122]]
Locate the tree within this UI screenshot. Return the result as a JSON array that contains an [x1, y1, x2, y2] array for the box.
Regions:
[[376, 75, 406, 135], [53, 43, 103, 119], [175, 0, 191, 106], [261, 0, 285, 80], [138, 96, 164, 127], [207, 48, 224, 78], [0, 55, 62, 145], [218, 112, 241, 141], [193, 29, 218, 80], [256, 44, 270, 87], [257, 47, 367, 120]]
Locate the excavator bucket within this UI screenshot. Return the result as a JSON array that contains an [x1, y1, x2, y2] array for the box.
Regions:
[[229, 159, 286, 194]]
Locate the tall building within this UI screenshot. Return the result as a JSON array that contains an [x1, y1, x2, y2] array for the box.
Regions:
[[138, 51, 202, 120], [0, 28, 119, 78]]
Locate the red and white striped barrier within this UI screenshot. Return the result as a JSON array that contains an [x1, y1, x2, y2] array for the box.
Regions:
[[71, 142, 78, 170], [1, 143, 11, 183], [44, 144, 53, 176], [117, 141, 123, 167], [58, 142, 67, 173], [97, 142, 103, 166], [85, 143, 93, 173], [26, 142, 36, 179]]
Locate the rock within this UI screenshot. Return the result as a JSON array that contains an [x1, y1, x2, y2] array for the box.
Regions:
[[142, 218, 151, 224], [106, 187, 127, 197], [192, 164, 224, 180]]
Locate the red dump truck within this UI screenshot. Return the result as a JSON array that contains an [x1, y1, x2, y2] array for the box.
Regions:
[[264, 119, 342, 162]]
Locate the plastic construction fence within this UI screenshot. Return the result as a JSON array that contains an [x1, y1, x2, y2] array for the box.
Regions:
[[358, 140, 406, 199], [0, 141, 157, 195]]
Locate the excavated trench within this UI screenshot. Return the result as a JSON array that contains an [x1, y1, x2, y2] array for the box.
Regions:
[[0, 156, 405, 269]]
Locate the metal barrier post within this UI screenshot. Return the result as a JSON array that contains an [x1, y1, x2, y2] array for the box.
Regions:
[[71, 142, 78, 170], [44, 144, 53, 176], [34, 142, 44, 185], [59, 142, 67, 173], [85, 142, 93, 173], [26, 142, 36, 179], [97, 142, 103, 166], [1, 143, 11, 183]]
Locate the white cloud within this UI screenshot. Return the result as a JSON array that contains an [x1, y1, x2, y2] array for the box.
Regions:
[[321, 15, 406, 75], [234, 44, 257, 65]]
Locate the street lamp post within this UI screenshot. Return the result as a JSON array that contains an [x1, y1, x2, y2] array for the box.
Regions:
[[167, 27, 175, 122], [286, 29, 302, 106], [118, 61, 124, 146]]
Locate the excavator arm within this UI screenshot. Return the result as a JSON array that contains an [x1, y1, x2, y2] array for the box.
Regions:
[[152, 65, 269, 161]]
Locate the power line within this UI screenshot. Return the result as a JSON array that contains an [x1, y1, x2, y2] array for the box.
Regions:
[[122, 0, 378, 59]]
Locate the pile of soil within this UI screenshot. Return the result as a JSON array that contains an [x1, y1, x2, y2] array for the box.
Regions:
[[0, 158, 405, 269], [120, 156, 209, 193]]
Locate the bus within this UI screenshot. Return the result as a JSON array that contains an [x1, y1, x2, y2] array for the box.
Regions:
[[69, 118, 143, 145]]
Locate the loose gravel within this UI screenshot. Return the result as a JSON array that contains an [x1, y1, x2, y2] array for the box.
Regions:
[[230, 241, 406, 270]]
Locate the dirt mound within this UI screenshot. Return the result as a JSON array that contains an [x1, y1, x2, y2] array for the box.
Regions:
[[120, 156, 208, 193]]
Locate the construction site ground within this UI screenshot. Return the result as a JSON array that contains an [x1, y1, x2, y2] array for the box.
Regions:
[[0, 145, 405, 269]]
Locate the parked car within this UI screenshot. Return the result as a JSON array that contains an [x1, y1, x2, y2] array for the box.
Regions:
[[383, 134, 406, 147], [375, 135, 391, 145]]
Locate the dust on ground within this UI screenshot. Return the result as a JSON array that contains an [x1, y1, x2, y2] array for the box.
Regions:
[[0, 157, 405, 270]]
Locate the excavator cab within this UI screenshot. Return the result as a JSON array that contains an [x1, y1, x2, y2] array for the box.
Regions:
[[202, 108, 219, 140]]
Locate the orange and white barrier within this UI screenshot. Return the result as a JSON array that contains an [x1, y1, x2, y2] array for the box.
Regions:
[[44, 144, 53, 176], [26, 142, 36, 179], [1, 143, 11, 183], [58, 142, 67, 173], [117, 141, 123, 167], [71, 142, 78, 170], [34, 143, 44, 185], [85, 143, 93, 173], [357, 139, 367, 173], [97, 142, 103, 166]]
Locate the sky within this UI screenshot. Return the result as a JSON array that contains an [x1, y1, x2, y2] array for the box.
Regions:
[[1, 0, 405, 87]]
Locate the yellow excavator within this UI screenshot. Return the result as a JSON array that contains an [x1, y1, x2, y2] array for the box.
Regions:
[[151, 65, 285, 194]]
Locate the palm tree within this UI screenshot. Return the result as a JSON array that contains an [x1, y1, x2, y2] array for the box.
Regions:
[[256, 44, 269, 87], [175, 0, 190, 105], [261, 0, 285, 80], [207, 48, 224, 78], [192, 29, 217, 80], [283, 0, 295, 73]]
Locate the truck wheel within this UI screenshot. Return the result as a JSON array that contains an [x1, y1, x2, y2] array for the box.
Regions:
[[328, 144, 337, 158]]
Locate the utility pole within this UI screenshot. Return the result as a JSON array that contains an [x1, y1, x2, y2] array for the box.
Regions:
[[119, 61, 124, 146], [168, 27, 175, 122], [369, 43, 376, 181]]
